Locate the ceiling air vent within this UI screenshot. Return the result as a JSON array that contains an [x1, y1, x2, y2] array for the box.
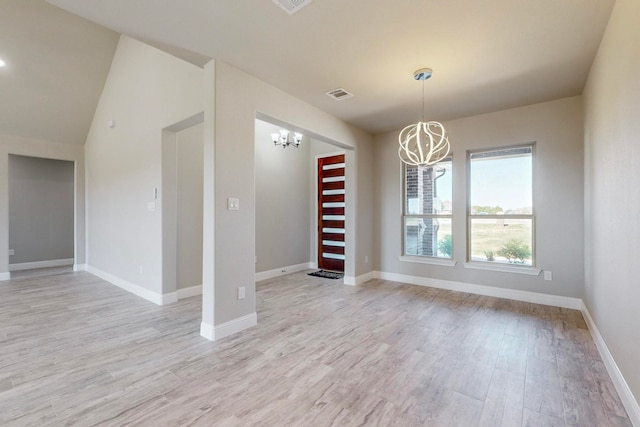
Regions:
[[272, 0, 312, 15], [325, 88, 354, 101]]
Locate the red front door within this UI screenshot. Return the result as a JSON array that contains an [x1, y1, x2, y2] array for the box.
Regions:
[[317, 154, 345, 272]]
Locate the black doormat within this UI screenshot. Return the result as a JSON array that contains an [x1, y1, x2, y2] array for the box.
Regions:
[[308, 270, 343, 279]]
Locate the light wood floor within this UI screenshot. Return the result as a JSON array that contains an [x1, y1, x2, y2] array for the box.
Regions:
[[0, 270, 631, 426]]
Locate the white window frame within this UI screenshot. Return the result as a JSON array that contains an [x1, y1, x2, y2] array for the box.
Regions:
[[400, 159, 455, 266], [465, 144, 540, 275]]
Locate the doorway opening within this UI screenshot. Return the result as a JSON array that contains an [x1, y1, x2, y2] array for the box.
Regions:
[[8, 155, 75, 275], [254, 116, 348, 280], [161, 113, 204, 300]]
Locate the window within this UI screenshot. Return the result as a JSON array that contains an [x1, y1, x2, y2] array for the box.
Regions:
[[403, 159, 453, 259], [468, 145, 533, 266]]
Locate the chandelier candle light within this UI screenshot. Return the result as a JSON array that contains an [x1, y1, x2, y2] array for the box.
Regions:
[[271, 129, 303, 149], [398, 68, 450, 166]]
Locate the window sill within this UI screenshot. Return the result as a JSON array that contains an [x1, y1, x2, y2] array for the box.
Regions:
[[399, 256, 457, 267], [463, 262, 541, 276]]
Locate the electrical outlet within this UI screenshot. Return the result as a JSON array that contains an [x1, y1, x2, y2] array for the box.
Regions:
[[238, 286, 246, 300], [544, 271, 553, 281], [8, 249, 15, 256]]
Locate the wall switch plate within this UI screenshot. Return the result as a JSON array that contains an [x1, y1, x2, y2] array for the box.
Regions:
[[147, 202, 156, 212], [8, 249, 15, 256], [228, 197, 240, 211], [238, 286, 246, 299], [544, 271, 553, 281]]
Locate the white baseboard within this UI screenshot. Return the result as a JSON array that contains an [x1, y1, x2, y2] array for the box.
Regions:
[[581, 302, 640, 426], [344, 271, 375, 286], [0, 272, 10, 281], [9, 258, 74, 272], [177, 285, 202, 300], [200, 312, 258, 341], [374, 271, 582, 310], [161, 292, 178, 305], [200, 321, 215, 341], [86, 265, 175, 306], [73, 264, 87, 272], [255, 262, 314, 282]]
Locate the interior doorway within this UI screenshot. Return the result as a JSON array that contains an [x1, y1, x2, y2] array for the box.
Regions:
[[161, 113, 204, 299], [8, 155, 75, 273], [317, 154, 345, 272]]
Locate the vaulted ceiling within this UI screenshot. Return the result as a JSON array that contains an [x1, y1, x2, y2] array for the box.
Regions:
[[2, 0, 616, 145], [0, 0, 119, 145]]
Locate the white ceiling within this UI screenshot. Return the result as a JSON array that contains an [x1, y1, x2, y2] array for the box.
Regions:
[[9, 0, 616, 140], [0, 0, 119, 145]]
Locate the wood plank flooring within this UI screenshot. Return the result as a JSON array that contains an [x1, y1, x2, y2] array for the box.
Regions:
[[0, 270, 632, 426]]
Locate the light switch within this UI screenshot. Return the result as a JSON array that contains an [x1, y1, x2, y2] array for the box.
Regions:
[[228, 198, 240, 211], [147, 201, 156, 212]]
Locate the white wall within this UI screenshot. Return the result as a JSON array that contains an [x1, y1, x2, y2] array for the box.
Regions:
[[176, 123, 203, 290], [202, 60, 374, 337], [0, 136, 85, 280], [9, 155, 74, 264], [583, 0, 640, 410], [255, 119, 311, 273], [374, 96, 584, 297], [85, 35, 203, 295]]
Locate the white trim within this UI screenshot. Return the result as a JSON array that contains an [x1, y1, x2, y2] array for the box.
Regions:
[[200, 321, 215, 340], [343, 271, 375, 286], [201, 313, 258, 341], [215, 312, 257, 340], [464, 262, 541, 276], [255, 262, 313, 282], [581, 303, 640, 426], [374, 271, 581, 309], [177, 285, 202, 300], [0, 272, 10, 281], [73, 264, 87, 272], [161, 292, 178, 305], [9, 258, 74, 272], [86, 265, 175, 306], [399, 255, 457, 267]]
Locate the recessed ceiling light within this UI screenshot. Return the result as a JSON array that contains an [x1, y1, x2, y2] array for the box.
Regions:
[[0, 59, 6, 67]]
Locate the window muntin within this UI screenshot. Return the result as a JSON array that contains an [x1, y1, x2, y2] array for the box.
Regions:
[[403, 159, 452, 258], [468, 145, 534, 266]]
